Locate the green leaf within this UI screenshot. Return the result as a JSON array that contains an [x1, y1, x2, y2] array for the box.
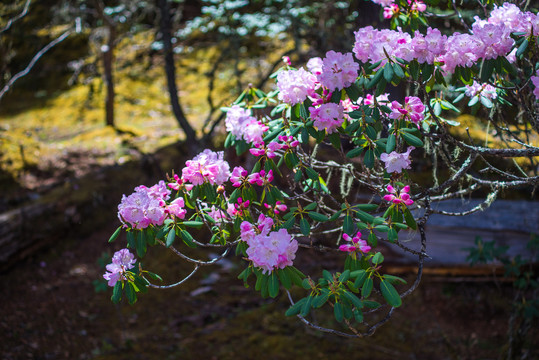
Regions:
[[368, 232, 378, 247], [392, 62, 404, 78], [342, 291, 363, 310], [308, 212, 328, 222], [111, 281, 122, 303], [278, 268, 292, 289], [304, 203, 317, 211], [108, 226, 122, 243], [312, 291, 330, 308], [285, 298, 306, 316], [343, 214, 354, 235], [135, 230, 147, 258], [334, 302, 344, 322], [383, 274, 407, 284], [126, 231, 135, 248], [352, 270, 368, 288], [125, 282, 137, 305], [479, 59, 494, 82], [145, 271, 163, 282], [330, 89, 342, 104], [400, 131, 424, 147], [355, 209, 374, 224], [182, 221, 204, 229], [380, 280, 402, 307], [403, 208, 417, 230], [516, 38, 528, 57], [166, 228, 176, 247], [361, 277, 373, 298], [366, 69, 384, 89], [339, 270, 351, 283], [300, 295, 313, 316], [305, 167, 319, 181], [388, 227, 398, 243], [383, 63, 394, 83], [255, 272, 268, 292], [386, 134, 396, 153], [328, 132, 341, 149], [268, 272, 279, 298], [364, 149, 375, 168], [346, 147, 364, 158], [179, 229, 197, 248], [281, 215, 296, 229], [288, 267, 306, 287], [371, 252, 384, 265], [300, 217, 311, 236]]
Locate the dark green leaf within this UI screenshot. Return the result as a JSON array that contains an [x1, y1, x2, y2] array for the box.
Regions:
[[135, 230, 147, 258], [401, 131, 424, 147], [516, 38, 528, 57], [111, 281, 122, 304], [334, 302, 344, 322], [268, 272, 279, 298], [386, 134, 396, 153], [278, 268, 292, 289], [403, 208, 417, 230], [285, 298, 307, 316], [108, 226, 122, 243], [343, 214, 354, 235], [308, 212, 328, 222], [371, 252, 384, 265], [300, 217, 310, 236], [346, 147, 364, 158], [352, 270, 367, 288], [300, 295, 313, 316], [125, 282, 137, 305], [380, 280, 402, 307], [362, 277, 373, 298], [166, 228, 176, 247]]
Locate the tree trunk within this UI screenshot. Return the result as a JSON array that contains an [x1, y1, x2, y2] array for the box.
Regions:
[[103, 24, 115, 127], [156, 0, 197, 149]]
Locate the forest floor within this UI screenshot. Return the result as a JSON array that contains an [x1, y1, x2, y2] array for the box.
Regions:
[[1, 217, 538, 360]]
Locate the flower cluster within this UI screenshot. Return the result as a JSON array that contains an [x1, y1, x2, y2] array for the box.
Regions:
[[389, 96, 425, 125], [383, 185, 414, 206], [465, 81, 498, 100], [225, 105, 268, 144], [316, 51, 359, 91], [532, 72, 539, 100], [380, 146, 415, 174], [230, 166, 248, 187], [182, 149, 231, 186], [118, 181, 172, 229], [241, 215, 298, 274], [354, 3, 538, 74], [248, 169, 273, 186], [276, 68, 317, 105], [309, 102, 345, 134], [339, 232, 371, 254], [103, 249, 136, 287]]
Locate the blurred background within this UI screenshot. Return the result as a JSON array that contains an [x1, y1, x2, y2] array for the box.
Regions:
[[0, 1, 537, 359]]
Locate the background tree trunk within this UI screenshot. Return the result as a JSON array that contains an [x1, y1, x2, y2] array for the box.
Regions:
[[156, 0, 198, 150]]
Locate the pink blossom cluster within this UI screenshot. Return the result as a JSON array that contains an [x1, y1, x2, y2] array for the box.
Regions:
[[241, 214, 298, 274], [168, 174, 194, 192], [356, 93, 390, 108], [339, 231, 371, 254], [181, 149, 230, 186], [103, 248, 136, 287], [383, 185, 414, 206], [264, 201, 287, 215], [317, 51, 359, 91], [229, 197, 250, 217], [248, 169, 273, 186], [380, 146, 415, 173], [309, 102, 345, 134], [230, 166, 248, 187], [476, 3, 539, 37], [277, 135, 300, 150], [118, 181, 173, 229], [464, 81, 498, 100], [249, 141, 282, 158], [276, 68, 317, 105], [389, 96, 425, 125], [353, 3, 536, 74], [225, 105, 268, 144]]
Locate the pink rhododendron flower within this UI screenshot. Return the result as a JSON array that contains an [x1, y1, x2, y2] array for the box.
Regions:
[[246, 228, 298, 274], [339, 231, 371, 254], [318, 51, 359, 91], [465, 81, 498, 100], [383, 4, 398, 19], [230, 166, 248, 187], [264, 200, 287, 214], [118, 182, 171, 229], [249, 141, 282, 158], [380, 146, 415, 173], [306, 57, 323, 76], [103, 248, 136, 287], [181, 149, 230, 186], [225, 105, 268, 144], [240, 214, 274, 243], [383, 185, 414, 206], [409, 0, 426, 12], [277, 68, 317, 105], [389, 96, 425, 125], [168, 174, 194, 192], [309, 102, 345, 134], [247, 170, 273, 186], [282, 56, 291, 66], [165, 197, 187, 219]]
